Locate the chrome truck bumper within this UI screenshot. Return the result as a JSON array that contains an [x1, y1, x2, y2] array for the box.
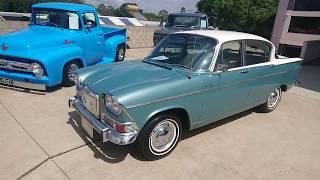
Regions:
[[0, 77, 46, 91], [69, 97, 138, 145]]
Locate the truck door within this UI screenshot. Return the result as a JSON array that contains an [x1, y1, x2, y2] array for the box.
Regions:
[[82, 12, 104, 65]]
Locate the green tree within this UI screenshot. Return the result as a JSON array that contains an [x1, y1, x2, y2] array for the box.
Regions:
[[197, 0, 277, 38], [143, 12, 160, 21], [116, 3, 132, 17], [98, 4, 123, 16]]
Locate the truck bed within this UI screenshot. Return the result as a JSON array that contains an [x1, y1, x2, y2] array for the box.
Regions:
[[101, 26, 126, 39]]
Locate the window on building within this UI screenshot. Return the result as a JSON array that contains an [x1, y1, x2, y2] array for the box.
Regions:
[[288, 0, 320, 11], [289, 17, 320, 35]]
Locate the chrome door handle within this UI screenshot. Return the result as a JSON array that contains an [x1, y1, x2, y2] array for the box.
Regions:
[[240, 69, 249, 73]]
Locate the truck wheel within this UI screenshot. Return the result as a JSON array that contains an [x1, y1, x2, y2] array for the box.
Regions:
[[62, 61, 80, 87], [136, 114, 182, 160], [257, 87, 282, 113], [115, 44, 125, 62]]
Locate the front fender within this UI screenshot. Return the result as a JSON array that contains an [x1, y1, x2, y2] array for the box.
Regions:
[[127, 101, 194, 131], [104, 35, 126, 60], [32, 46, 86, 86]]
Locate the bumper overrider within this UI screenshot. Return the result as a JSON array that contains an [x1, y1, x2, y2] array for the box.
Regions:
[[69, 97, 139, 145]]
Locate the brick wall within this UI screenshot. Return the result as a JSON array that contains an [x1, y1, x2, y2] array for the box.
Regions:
[[126, 26, 159, 48], [0, 20, 158, 48], [0, 21, 29, 35]]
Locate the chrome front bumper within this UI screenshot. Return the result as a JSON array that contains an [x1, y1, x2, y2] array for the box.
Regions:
[[69, 97, 138, 145], [0, 78, 46, 91]]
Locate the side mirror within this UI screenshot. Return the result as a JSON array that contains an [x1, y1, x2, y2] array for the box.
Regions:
[[215, 64, 229, 72], [85, 21, 94, 32]]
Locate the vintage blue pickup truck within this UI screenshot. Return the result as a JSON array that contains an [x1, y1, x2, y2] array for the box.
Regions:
[[69, 30, 302, 160], [0, 3, 126, 90]]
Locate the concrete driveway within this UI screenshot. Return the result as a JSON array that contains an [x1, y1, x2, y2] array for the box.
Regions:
[[0, 49, 320, 180]]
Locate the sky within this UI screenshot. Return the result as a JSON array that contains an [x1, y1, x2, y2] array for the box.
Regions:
[[85, 0, 200, 13]]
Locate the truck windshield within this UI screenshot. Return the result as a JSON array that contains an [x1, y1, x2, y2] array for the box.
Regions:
[[166, 15, 200, 28], [31, 9, 80, 30], [146, 34, 217, 71]]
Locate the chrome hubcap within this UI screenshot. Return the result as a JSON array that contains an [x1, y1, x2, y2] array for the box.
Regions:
[[118, 47, 125, 61], [68, 64, 79, 80], [267, 88, 281, 109], [149, 119, 179, 155]]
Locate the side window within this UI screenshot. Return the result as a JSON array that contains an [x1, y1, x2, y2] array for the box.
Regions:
[[83, 13, 97, 28], [245, 40, 271, 66], [215, 41, 242, 70]]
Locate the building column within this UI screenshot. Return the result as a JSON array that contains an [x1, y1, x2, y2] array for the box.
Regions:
[[271, 0, 290, 51]]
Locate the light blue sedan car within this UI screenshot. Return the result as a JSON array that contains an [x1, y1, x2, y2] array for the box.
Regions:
[[69, 30, 302, 160]]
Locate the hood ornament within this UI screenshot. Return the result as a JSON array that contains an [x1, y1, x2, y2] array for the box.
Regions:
[[2, 44, 8, 51]]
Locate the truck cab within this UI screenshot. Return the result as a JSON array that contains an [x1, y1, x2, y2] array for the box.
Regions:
[[153, 13, 209, 45], [0, 3, 126, 90]]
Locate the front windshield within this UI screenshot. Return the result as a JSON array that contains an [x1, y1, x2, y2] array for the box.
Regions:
[[31, 8, 80, 30], [146, 34, 217, 71], [166, 15, 200, 28]]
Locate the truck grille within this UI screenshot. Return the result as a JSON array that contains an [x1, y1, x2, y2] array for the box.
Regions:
[[0, 58, 32, 73], [78, 87, 99, 117]]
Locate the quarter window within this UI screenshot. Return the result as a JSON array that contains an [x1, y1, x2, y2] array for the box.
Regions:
[[215, 41, 242, 69], [245, 40, 271, 66]]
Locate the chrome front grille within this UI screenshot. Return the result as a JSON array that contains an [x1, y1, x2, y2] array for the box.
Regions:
[[0, 58, 32, 73], [78, 87, 99, 117]]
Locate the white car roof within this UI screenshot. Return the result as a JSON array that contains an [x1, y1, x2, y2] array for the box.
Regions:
[[175, 30, 271, 44]]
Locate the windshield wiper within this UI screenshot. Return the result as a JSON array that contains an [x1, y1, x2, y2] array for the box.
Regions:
[[190, 26, 200, 29], [173, 25, 187, 28], [143, 59, 172, 70], [167, 63, 194, 70], [47, 22, 63, 30]]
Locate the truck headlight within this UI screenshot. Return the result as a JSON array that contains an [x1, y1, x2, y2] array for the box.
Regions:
[[29, 63, 44, 79], [103, 93, 122, 116]]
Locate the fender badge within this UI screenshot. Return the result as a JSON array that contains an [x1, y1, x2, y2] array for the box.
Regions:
[[2, 44, 8, 51]]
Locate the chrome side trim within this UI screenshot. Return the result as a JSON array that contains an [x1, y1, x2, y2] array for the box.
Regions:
[[0, 78, 46, 91], [127, 70, 292, 109]]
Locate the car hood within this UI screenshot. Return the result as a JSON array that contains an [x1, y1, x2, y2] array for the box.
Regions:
[[78, 61, 197, 107], [0, 26, 73, 56]]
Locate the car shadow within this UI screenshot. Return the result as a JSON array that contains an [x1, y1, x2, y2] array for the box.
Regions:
[[0, 84, 46, 95], [67, 109, 253, 163], [0, 84, 64, 94], [67, 111, 135, 163], [182, 110, 252, 140]]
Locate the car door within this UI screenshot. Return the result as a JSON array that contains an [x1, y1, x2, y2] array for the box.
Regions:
[[199, 40, 251, 124], [82, 12, 104, 65], [243, 39, 277, 106]]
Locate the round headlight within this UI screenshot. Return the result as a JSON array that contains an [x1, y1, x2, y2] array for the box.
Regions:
[[29, 63, 44, 79], [104, 95, 122, 116]]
